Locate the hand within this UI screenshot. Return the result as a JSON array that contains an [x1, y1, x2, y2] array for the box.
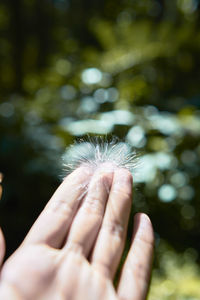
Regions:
[[0, 164, 154, 300]]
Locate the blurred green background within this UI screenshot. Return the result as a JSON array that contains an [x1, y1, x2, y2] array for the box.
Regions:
[[0, 0, 200, 298]]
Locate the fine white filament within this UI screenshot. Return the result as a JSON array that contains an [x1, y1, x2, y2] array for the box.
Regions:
[[62, 137, 139, 177]]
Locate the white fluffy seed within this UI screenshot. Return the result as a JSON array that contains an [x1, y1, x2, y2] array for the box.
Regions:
[[62, 136, 139, 179]]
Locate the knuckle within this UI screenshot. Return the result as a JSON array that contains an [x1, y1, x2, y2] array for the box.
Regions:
[[131, 259, 149, 282], [82, 196, 104, 216], [112, 185, 132, 204], [112, 171, 133, 201], [134, 233, 155, 248], [95, 171, 113, 192], [92, 261, 110, 278], [65, 241, 83, 255], [115, 168, 133, 184], [46, 200, 73, 216], [103, 221, 124, 239]]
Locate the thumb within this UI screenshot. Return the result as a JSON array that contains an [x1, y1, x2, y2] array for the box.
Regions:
[[0, 228, 5, 267], [0, 173, 6, 266]]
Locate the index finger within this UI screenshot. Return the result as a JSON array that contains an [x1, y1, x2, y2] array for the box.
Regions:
[[0, 173, 3, 201], [24, 166, 94, 248]]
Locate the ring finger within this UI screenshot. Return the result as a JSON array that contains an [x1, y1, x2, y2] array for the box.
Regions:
[[91, 168, 133, 279]]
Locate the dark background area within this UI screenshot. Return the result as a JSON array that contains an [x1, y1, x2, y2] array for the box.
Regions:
[[0, 0, 200, 298]]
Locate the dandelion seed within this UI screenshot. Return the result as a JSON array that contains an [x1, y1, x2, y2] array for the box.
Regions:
[[62, 136, 139, 179]]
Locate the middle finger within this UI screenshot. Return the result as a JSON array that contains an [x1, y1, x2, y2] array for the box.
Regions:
[[63, 163, 114, 256]]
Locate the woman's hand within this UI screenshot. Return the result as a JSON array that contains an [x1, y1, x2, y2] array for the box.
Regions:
[[0, 164, 154, 300]]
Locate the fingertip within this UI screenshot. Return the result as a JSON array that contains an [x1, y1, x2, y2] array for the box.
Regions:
[[133, 213, 154, 246], [134, 213, 152, 227], [111, 168, 133, 198], [116, 168, 133, 185], [88, 162, 115, 194], [64, 165, 94, 181], [0, 228, 5, 265]]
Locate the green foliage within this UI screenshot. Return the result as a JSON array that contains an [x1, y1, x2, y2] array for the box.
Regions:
[[149, 242, 200, 299]]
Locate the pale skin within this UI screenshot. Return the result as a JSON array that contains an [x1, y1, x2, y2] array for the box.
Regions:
[[0, 164, 154, 299]]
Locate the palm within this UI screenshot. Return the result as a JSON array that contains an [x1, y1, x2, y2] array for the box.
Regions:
[[0, 166, 154, 300], [1, 243, 116, 299]]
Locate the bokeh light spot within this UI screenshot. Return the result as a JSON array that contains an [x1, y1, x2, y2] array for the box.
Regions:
[[82, 68, 102, 85], [100, 110, 134, 126], [64, 119, 113, 135], [150, 113, 183, 136], [60, 85, 77, 100], [181, 150, 197, 166], [55, 59, 71, 76], [94, 88, 109, 103], [155, 152, 177, 170], [126, 125, 146, 148], [135, 154, 156, 183], [0, 102, 14, 117], [181, 205, 195, 219], [79, 97, 99, 113], [170, 171, 188, 188], [177, 0, 198, 14], [179, 185, 195, 201], [158, 184, 177, 202]]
